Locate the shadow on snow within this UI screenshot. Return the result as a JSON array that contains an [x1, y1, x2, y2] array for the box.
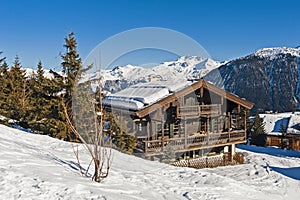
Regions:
[[237, 144, 300, 159], [270, 166, 300, 181]]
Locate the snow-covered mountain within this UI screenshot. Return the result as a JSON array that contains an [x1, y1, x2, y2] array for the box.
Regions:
[[1, 124, 300, 199], [22, 47, 300, 114], [83, 56, 221, 93], [205, 47, 300, 113], [23, 68, 63, 79]]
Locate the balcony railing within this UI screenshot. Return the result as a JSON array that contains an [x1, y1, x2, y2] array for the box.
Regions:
[[178, 106, 200, 117], [143, 130, 246, 155], [200, 104, 221, 115], [178, 104, 221, 118]]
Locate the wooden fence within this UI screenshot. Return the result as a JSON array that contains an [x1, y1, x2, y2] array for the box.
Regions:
[[171, 152, 244, 169]]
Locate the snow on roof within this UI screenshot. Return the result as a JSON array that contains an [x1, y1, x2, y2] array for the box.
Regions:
[[132, 79, 190, 93], [102, 96, 145, 110], [287, 114, 300, 134], [103, 80, 190, 110], [260, 112, 300, 136]]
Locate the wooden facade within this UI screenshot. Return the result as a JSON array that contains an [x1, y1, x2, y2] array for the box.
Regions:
[[266, 134, 300, 151], [105, 80, 254, 159]]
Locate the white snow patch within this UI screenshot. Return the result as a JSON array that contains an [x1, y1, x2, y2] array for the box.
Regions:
[[0, 125, 300, 199]]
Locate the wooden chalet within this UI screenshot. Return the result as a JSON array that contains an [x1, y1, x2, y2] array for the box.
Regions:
[[103, 79, 254, 161], [266, 134, 300, 151], [260, 113, 300, 151]]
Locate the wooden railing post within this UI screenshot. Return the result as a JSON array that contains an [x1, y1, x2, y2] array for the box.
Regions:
[[145, 141, 148, 153], [161, 118, 164, 152], [184, 117, 187, 149]]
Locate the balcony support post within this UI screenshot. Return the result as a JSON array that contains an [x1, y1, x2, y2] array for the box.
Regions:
[[184, 116, 187, 149], [161, 118, 164, 152]]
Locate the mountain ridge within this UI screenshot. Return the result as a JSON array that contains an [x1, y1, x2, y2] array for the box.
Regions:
[[23, 46, 300, 113], [205, 46, 300, 113]]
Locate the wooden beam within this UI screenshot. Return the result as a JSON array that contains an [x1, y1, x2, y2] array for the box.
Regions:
[[147, 121, 150, 141], [184, 117, 187, 149], [161, 118, 164, 152]]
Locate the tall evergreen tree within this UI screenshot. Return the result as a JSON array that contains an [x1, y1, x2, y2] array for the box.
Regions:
[[60, 32, 84, 140], [6, 56, 27, 121], [250, 114, 267, 146], [45, 68, 68, 139], [26, 61, 50, 132], [0, 53, 10, 118], [61, 32, 82, 102]]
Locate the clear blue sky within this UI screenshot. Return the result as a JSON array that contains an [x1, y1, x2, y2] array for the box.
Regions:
[[0, 0, 300, 69]]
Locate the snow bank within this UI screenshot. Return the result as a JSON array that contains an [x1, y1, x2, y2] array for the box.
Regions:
[[1, 124, 300, 199]]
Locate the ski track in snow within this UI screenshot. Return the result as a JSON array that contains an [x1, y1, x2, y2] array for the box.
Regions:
[[0, 124, 300, 199]]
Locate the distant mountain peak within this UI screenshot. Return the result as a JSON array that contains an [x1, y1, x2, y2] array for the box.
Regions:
[[253, 47, 300, 60], [87, 56, 221, 93]]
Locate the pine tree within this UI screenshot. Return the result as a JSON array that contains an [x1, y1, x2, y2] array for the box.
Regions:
[[0, 53, 10, 119], [107, 112, 137, 154], [61, 32, 82, 103], [6, 56, 27, 122], [250, 114, 267, 146], [25, 61, 51, 133], [45, 69, 68, 139], [60, 32, 83, 140]]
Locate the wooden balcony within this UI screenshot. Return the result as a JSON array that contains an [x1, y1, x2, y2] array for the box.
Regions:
[[178, 106, 200, 118], [143, 130, 246, 155], [178, 104, 221, 118], [200, 104, 221, 115]]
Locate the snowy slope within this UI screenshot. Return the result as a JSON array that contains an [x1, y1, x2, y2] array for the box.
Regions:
[[1, 124, 300, 199]]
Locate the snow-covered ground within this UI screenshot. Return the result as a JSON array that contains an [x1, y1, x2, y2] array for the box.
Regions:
[[0, 124, 300, 199]]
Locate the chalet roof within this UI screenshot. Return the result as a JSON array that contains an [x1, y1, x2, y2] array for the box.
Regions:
[[260, 112, 300, 135], [102, 80, 190, 110], [136, 79, 254, 117], [103, 79, 254, 117]]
